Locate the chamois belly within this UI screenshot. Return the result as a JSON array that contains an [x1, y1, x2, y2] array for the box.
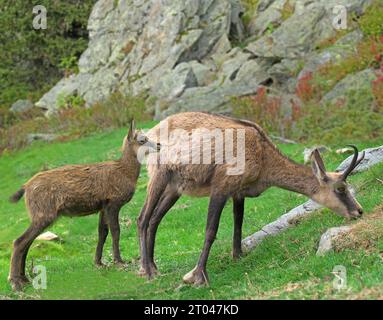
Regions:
[[58, 201, 102, 217]]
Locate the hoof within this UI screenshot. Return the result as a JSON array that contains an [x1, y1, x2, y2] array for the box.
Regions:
[[183, 267, 209, 287], [232, 250, 244, 261], [95, 262, 107, 269], [114, 259, 127, 267], [137, 264, 159, 279], [9, 276, 30, 291]]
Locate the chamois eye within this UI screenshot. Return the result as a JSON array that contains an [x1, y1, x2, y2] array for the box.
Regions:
[[137, 136, 147, 145], [335, 186, 346, 194]]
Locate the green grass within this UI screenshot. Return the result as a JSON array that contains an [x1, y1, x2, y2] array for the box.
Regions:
[[0, 123, 382, 300]]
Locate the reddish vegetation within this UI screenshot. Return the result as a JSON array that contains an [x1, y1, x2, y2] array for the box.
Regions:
[[296, 72, 317, 103], [371, 36, 383, 111], [372, 69, 383, 111]]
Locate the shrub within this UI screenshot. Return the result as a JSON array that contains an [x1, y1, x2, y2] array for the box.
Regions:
[[372, 67, 383, 111], [296, 72, 319, 103], [0, 92, 151, 155], [292, 89, 383, 144], [233, 87, 298, 138], [0, 1, 96, 108], [359, 2, 383, 37]]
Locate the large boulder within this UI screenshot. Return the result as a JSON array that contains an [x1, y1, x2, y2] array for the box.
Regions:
[[36, 0, 245, 114], [34, 0, 376, 117], [246, 0, 372, 60]]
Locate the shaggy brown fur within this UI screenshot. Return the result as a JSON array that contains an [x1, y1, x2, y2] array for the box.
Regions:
[[8, 121, 160, 291], [139, 112, 364, 286]]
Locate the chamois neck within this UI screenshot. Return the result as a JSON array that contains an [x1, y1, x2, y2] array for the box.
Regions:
[[120, 148, 141, 180], [264, 148, 319, 197]]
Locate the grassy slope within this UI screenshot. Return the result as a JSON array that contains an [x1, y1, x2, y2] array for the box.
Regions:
[[0, 123, 382, 300]]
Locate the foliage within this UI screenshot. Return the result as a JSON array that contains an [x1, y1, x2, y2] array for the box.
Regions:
[[57, 94, 86, 110], [59, 56, 80, 77], [241, 0, 259, 27], [372, 67, 383, 111], [0, 93, 151, 155], [0, 0, 96, 109], [292, 90, 383, 144], [233, 87, 300, 138], [280, 0, 295, 21], [358, 2, 383, 37]]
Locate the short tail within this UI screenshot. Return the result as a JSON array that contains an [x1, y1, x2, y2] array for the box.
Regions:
[[9, 188, 25, 203]]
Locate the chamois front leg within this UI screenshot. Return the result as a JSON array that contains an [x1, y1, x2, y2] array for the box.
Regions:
[[95, 210, 109, 267], [233, 197, 245, 260], [183, 194, 228, 286], [147, 190, 180, 275], [137, 171, 169, 279], [106, 204, 124, 266]]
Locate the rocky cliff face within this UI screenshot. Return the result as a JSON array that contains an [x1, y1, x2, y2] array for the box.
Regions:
[[36, 0, 375, 118]]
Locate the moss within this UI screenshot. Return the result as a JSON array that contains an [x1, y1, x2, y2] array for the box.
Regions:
[[281, 1, 295, 21], [241, 0, 259, 28]]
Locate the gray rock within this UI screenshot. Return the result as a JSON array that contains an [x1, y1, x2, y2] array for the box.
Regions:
[[27, 134, 58, 144], [36, 73, 91, 115], [34, 0, 374, 116], [298, 30, 364, 79], [321, 69, 377, 105], [37, 0, 245, 114], [151, 63, 198, 99], [10, 100, 34, 113], [188, 61, 215, 87], [248, 0, 286, 37], [247, 5, 329, 59], [246, 0, 371, 60], [316, 226, 351, 256]]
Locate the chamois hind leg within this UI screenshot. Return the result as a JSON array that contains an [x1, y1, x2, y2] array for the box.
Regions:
[[9, 218, 53, 291], [137, 171, 169, 279], [147, 190, 180, 275], [183, 194, 228, 286], [106, 204, 124, 266], [95, 210, 109, 267], [232, 197, 245, 260]]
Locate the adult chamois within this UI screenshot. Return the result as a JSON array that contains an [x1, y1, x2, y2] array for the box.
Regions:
[[8, 120, 160, 291], [137, 112, 364, 286]]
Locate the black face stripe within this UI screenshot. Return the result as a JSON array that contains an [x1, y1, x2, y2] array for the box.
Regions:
[[334, 190, 357, 212]]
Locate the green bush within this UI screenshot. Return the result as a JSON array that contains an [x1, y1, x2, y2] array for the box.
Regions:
[[233, 88, 383, 145], [359, 2, 383, 37], [0, 92, 151, 155], [0, 0, 96, 109], [292, 89, 383, 144]]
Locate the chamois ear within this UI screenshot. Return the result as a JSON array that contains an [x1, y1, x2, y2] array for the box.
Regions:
[[127, 119, 135, 142], [311, 149, 328, 182]]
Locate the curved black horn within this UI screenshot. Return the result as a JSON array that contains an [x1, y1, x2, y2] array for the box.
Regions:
[[341, 145, 364, 180]]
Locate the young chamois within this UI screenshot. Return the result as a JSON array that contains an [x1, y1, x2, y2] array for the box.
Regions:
[[8, 120, 160, 291], [137, 112, 365, 286]]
